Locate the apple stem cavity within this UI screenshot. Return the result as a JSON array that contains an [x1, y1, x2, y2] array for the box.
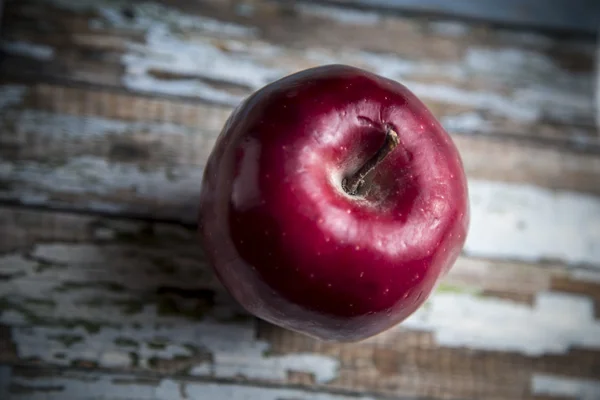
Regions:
[[343, 126, 400, 196]]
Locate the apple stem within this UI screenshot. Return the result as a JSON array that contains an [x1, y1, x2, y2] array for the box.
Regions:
[[343, 126, 400, 196]]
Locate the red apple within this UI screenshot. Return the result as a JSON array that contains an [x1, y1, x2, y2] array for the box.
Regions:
[[198, 64, 469, 341]]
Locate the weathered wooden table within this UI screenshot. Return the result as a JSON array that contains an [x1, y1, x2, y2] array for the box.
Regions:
[[0, 0, 599, 399]]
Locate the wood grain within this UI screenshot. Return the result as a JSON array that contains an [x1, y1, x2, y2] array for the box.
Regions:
[[1, 366, 377, 400], [1, 207, 599, 400], [1, 83, 599, 197], [1, 81, 599, 266], [1, 1, 600, 399], [0, 0, 596, 144], [324, 0, 600, 34]]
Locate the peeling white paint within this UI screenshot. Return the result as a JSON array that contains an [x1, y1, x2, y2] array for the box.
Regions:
[[466, 180, 600, 266], [359, 49, 590, 126], [7, 319, 339, 384], [408, 81, 541, 122], [358, 56, 582, 124], [2, 239, 599, 369], [570, 269, 600, 283], [4, 102, 229, 137], [50, 0, 274, 104], [516, 86, 594, 123], [532, 374, 600, 400], [37, 0, 593, 127], [323, 50, 466, 81], [122, 25, 281, 105], [8, 371, 371, 400], [0, 85, 26, 110], [5, 109, 196, 137], [40, 0, 254, 38], [0, 249, 340, 384], [403, 291, 600, 355], [441, 112, 491, 133], [2, 160, 600, 266], [1, 0, 598, 270], [0, 40, 55, 60], [95, 2, 255, 38], [465, 47, 588, 90], [213, 351, 338, 383], [34, 0, 273, 105], [295, 3, 381, 25], [99, 351, 131, 368], [0, 156, 205, 219], [302, 47, 585, 125]]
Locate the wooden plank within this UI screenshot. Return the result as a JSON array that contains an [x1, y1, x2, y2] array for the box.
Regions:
[[0, 0, 596, 144], [532, 374, 600, 400], [0, 2, 597, 399], [1, 206, 599, 400], [324, 0, 600, 35], [1, 83, 599, 191], [0, 80, 597, 154], [3, 366, 377, 400], [1, 82, 599, 266]]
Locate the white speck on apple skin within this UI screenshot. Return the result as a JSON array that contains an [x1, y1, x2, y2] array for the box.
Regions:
[[384, 288, 390, 294], [360, 272, 364, 278], [355, 246, 360, 250], [310, 273, 315, 278]]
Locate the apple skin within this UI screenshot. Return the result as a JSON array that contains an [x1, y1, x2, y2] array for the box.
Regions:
[[198, 64, 469, 342]]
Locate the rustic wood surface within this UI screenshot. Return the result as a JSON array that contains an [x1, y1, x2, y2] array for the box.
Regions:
[[0, 0, 599, 399]]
